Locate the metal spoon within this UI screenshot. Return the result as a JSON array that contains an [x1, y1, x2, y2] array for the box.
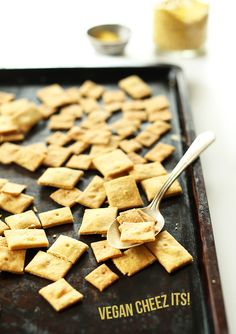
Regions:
[[107, 131, 215, 249]]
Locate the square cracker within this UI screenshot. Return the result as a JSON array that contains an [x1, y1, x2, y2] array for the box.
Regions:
[[67, 141, 90, 155], [50, 188, 81, 207], [47, 235, 88, 264], [141, 175, 182, 201], [119, 75, 152, 99], [146, 230, 193, 273], [0, 220, 9, 235], [127, 152, 146, 164], [39, 278, 83, 312], [0, 192, 34, 214], [112, 245, 156, 276], [60, 104, 83, 119], [4, 229, 49, 250], [144, 142, 175, 162], [135, 130, 160, 147], [119, 221, 155, 243], [37, 84, 71, 108], [104, 175, 143, 210], [39, 207, 74, 229], [123, 110, 147, 122], [38, 104, 56, 119], [122, 100, 145, 111], [0, 142, 20, 164], [1, 182, 26, 196], [76, 176, 106, 209], [0, 132, 24, 143], [117, 209, 144, 224], [66, 154, 92, 170], [80, 80, 105, 100], [79, 207, 118, 235], [0, 247, 26, 274], [93, 149, 133, 178], [91, 240, 122, 263], [80, 97, 100, 113], [48, 114, 75, 130], [103, 90, 125, 104], [46, 131, 71, 146], [5, 210, 41, 229], [43, 145, 71, 167], [145, 120, 171, 136], [145, 95, 169, 113], [0, 178, 9, 189], [148, 109, 172, 122], [119, 139, 142, 153], [129, 162, 167, 181], [25, 251, 72, 281], [38, 167, 84, 190], [85, 264, 119, 292], [0, 91, 15, 104], [14, 146, 46, 171]]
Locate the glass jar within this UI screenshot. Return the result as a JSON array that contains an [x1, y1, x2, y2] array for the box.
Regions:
[[153, 0, 209, 56]]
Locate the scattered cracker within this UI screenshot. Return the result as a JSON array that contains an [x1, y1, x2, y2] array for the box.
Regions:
[[0, 192, 34, 214], [148, 109, 172, 122], [0, 91, 15, 104], [67, 141, 90, 155], [37, 84, 71, 108], [0, 115, 18, 134], [80, 97, 100, 113], [66, 87, 81, 103], [43, 145, 71, 167], [85, 264, 119, 292], [39, 207, 74, 229], [46, 131, 71, 146], [129, 162, 167, 181], [0, 142, 20, 164], [50, 188, 81, 207], [113, 245, 156, 276], [48, 114, 74, 130], [127, 152, 146, 164], [60, 104, 83, 119], [136, 209, 156, 223], [11, 102, 42, 133], [80, 80, 105, 100], [123, 110, 147, 122], [1, 182, 26, 196], [135, 130, 160, 147], [38, 167, 84, 189], [104, 102, 122, 113], [122, 100, 145, 111], [14, 145, 46, 171], [111, 118, 139, 138], [120, 221, 155, 243], [79, 207, 118, 235], [144, 142, 175, 162], [0, 98, 29, 116], [104, 175, 143, 210], [0, 220, 9, 235], [117, 209, 144, 224], [5, 210, 41, 229], [47, 235, 88, 264], [76, 176, 106, 209], [141, 175, 182, 201], [38, 104, 56, 119], [119, 75, 151, 99], [103, 90, 125, 104], [0, 178, 9, 189], [145, 95, 169, 113], [4, 229, 49, 250], [39, 278, 83, 311], [119, 139, 142, 153], [25, 250, 72, 281], [0, 247, 26, 274], [91, 240, 122, 263], [146, 230, 193, 273], [145, 120, 171, 137], [66, 154, 92, 170]]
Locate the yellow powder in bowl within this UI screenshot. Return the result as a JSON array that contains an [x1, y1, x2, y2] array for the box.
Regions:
[[93, 31, 120, 43]]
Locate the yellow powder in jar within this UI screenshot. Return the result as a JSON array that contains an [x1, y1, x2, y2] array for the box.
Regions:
[[153, 0, 209, 51], [93, 31, 120, 42]]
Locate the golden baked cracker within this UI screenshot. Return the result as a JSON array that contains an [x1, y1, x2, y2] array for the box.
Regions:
[[80, 80, 105, 100], [48, 114, 75, 130], [66, 154, 92, 170], [127, 152, 146, 164], [145, 95, 169, 113], [0, 98, 29, 116], [0, 193, 34, 214], [111, 118, 140, 138], [91, 240, 122, 263], [0, 247, 26, 274], [89, 136, 120, 158], [37, 84, 71, 108], [129, 162, 167, 182], [135, 130, 160, 147], [0, 115, 18, 134], [39, 207, 74, 229], [104, 102, 122, 113], [0, 91, 15, 104], [76, 175, 106, 209], [14, 146, 46, 171], [119, 75, 152, 99], [119, 139, 142, 153], [141, 175, 182, 201], [11, 103, 42, 133], [146, 230, 193, 273], [67, 141, 90, 155], [88, 110, 111, 123], [66, 87, 81, 103], [119, 221, 155, 243], [4, 229, 48, 250], [0, 178, 8, 189], [47, 235, 88, 264], [28, 142, 48, 155], [0, 132, 24, 143], [136, 209, 156, 223], [145, 142, 175, 162], [80, 119, 109, 131], [39, 278, 84, 311], [60, 104, 83, 119], [122, 100, 145, 111], [104, 175, 143, 210], [0, 236, 8, 247], [83, 129, 112, 145], [43, 145, 71, 167], [103, 90, 125, 104], [80, 97, 100, 113], [117, 209, 144, 224], [38, 167, 84, 189], [79, 207, 118, 235], [25, 251, 72, 281], [123, 110, 147, 122], [0, 142, 20, 164], [38, 104, 56, 119], [145, 120, 171, 136], [148, 109, 172, 122], [46, 131, 71, 146], [5, 210, 41, 229], [112, 245, 156, 276], [85, 264, 119, 292], [93, 149, 134, 178], [1, 182, 26, 196], [0, 220, 9, 235], [50, 188, 81, 207]]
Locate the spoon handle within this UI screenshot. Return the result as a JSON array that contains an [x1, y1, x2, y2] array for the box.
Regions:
[[148, 131, 215, 209]]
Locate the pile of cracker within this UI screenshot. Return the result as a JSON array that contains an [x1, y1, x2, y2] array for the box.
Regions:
[[0, 75, 193, 312]]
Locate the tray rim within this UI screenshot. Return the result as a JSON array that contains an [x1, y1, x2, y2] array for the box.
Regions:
[[0, 64, 228, 334]]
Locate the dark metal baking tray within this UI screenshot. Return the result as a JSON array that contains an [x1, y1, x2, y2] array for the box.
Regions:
[[0, 65, 228, 334]]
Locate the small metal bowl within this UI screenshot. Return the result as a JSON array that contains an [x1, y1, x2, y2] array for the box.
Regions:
[[87, 24, 131, 56]]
